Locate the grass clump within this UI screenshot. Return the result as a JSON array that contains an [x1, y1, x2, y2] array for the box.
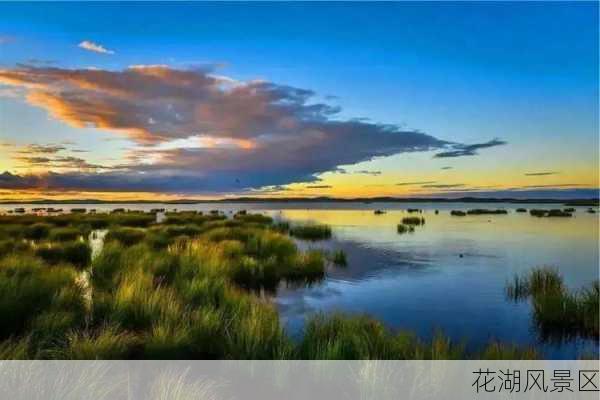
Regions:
[[106, 227, 146, 246], [466, 209, 508, 215], [401, 217, 425, 226], [35, 241, 91, 269], [234, 213, 273, 225], [506, 267, 599, 340], [516, 208, 527, 213], [397, 224, 415, 234], [289, 224, 332, 241], [49, 227, 83, 242], [530, 209, 572, 217], [373, 210, 386, 215], [450, 210, 466, 216], [331, 249, 347, 266], [58, 324, 139, 359], [0, 255, 85, 339], [23, 223, 51, 240], [547, 209, 572, 217]]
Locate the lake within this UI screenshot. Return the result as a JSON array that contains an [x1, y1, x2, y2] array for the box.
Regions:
[[2, 201, 598, 358]]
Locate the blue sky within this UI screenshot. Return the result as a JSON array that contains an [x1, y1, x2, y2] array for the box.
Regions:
[[0, 2, 598, 199]]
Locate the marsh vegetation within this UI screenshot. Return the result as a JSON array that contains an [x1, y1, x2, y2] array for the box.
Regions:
[[506, 267, 599, 341], [0, 209, 547, 359]]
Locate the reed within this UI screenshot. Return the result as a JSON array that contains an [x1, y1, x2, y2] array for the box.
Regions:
[[401, 217, 424, 226], [450, 210, 466, 216], [397, 224, 415, 234], [289, 224, 332, 240]]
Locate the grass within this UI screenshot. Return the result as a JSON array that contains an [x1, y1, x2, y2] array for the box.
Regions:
[[506, 267, 599, 341], [23, 223, 51, 240], [331, 249, 347, 266], [401, 217, 425, 226], [35, 241, 92, 269], [289, 224, 332, 240], [105, 227, 147, 246], [298, 313, 536, 360], [516, 208, 527, 213], [397, 224, 415, 234], [450, 210, 466, 216], [547, 209, 572, 217], [466, 209, 508, 215], [373, 210, 386, 215], [530, 209, 572, 217], [0, 255, 85, 340], [0, 211, 578, 360], [50, 227, 84, 242]]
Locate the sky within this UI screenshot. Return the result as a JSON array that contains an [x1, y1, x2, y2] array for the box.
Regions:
[[0, 2, 598, 200]]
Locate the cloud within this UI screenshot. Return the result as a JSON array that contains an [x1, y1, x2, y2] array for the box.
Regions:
[[524, 171, 559, 176], [518, 183, 585, 188], [355, 170, 381, 176], [78, 40, 115, 55], [17, 143, 67, 154], [396, 181, 437, 186], [305, 185, 332, 189], [0, 36, 14, 45], [441, 166, 453, 170], [0, 65, 450, 193], [13, 155, 109, 171], [421, 183, 465, 189], [434, 139, 507, 158]]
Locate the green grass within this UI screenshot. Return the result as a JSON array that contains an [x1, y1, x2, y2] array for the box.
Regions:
[[0, 255, 85, 340], [35, 241, 92, 269], [450, 210, 466, 216], [466, 209, 508, 215], [23, 223, 51, 240], [397, 224, 415, 234], [289, 224, 332, 240], [105, 227, 147, 246], [50, 227, 84, 242], [401, 217, 425, 226], [547, 209, 572, 217], [298, 313, 533, 360], [331, 249, 347, 266], [506, 267, 599, 340]]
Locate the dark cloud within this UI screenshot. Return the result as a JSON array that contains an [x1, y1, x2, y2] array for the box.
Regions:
[[434, 139, 507, 158], [396, 181, 437, 186], [421, 183, 465, 189], [18, 144, 67, 154], [355, 170, 381, 176], [524, 171, 560, 176], [14, 154, 111, 170], [305, 185, 332, 189], [441, 166, 453, 170], [0, 65, 449, 193], [518, 183, 585, 188], [422, 187, 599, 200]]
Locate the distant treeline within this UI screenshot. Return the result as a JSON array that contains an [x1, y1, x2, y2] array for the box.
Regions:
[[1, 197, 598, 206]]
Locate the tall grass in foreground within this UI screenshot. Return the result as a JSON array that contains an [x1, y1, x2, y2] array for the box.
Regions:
[[299, 313, 536, 360], [506, 267, 599, 341]]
